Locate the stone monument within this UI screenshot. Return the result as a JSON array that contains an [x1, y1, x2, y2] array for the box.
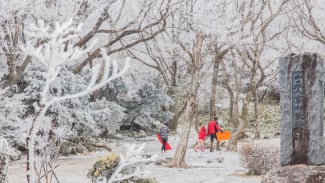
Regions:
[[279, 53, 325, 165]]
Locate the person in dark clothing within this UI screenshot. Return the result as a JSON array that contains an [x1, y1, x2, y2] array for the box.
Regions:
[[207, 117, 223, 152], [159, 123, 170, 152]]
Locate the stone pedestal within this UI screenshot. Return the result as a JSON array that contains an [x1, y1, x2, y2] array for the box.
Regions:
[[279, 53, 325, 165]]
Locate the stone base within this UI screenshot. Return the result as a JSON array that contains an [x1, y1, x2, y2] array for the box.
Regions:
[[262, 164, 325, 183]]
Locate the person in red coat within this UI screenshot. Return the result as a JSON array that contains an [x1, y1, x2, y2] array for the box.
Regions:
[[207, 117, 223, 152], [194, 123, 207, 152]]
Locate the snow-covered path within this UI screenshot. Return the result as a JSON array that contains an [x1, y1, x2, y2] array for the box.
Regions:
[[7, 132, 272, 183]]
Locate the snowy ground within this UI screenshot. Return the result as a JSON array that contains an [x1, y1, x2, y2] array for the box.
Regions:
[[7, 131, 279, 183]]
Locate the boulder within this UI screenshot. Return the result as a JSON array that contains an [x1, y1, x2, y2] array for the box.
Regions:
[[262, 164, 325, 183]]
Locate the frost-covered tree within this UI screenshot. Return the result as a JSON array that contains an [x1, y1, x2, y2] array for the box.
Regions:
[[21, 61, 125, 137], [20, 19, 128, 183], [165, 0, 215, 167], [219, 0, 290, 149], [0, 0, 171, 89], [0, 0, 174, 145], [289, 0, 325, 53]]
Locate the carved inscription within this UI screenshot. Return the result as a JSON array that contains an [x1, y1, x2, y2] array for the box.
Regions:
[[320, 80, 324, 137], [292, 71, 304, 128], [291, 71, 305, 160]]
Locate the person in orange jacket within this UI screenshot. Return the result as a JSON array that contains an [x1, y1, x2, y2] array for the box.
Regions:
[[207, 117, 223, 152]]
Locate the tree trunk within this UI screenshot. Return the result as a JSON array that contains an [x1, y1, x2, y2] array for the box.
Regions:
[[194, 99, 199, 133], [254, 88, 261, 138], [168, 32, 203, 168], [209, 53, 220, 119], [221, 61, 239, 129], [224, 80, 240, 129], [168, 86, 179, 131], [209, 47, 229, 119], [27, 106, 48, 183], [0, 16, 23, 89], [228, 99, 249, 151], [167, 96, 196, 168]]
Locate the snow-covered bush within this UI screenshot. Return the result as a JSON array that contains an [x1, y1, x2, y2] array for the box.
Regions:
[[88, 153, 120, 181], [239, 142, 280, 175], [0, 137, 19, 183], [120, 83, 174, 132], [19, 61, 125, 138], [88, 143, 157, 183]]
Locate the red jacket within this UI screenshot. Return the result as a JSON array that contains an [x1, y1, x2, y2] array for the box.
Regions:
[[207, 120, 222, 134], [198, 126, 207, 140]]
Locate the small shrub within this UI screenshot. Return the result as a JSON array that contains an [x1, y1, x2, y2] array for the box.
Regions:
[[239, 142, 279, 175], [124, 177, 158, 183], [88, 153, 120, 181], [88, 143, 157, 183]]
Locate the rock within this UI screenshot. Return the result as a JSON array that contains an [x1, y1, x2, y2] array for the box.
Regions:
[[207, 160, 213, 163], [134, 130, 147, 138], [154, 160, 163, 165], [75, 144, 88, 154], [59, 140, 75, 155], [216, 156, 224, 163], [262, 164, 325, 183]]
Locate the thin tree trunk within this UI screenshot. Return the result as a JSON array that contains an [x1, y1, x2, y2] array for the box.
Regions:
[[194, 98, 199, 133], [221, 61, 239, 128], [228, 99, 249, 151], [226, 50, 248, 151], [209, 47, 228, 119], [254, 88, 261, 138], [168, 35, 179, 131], [225, 83, 239, 128], [168, 85, 179, 131], [209, 55, 219, 119], [27, 106, 48, 183]]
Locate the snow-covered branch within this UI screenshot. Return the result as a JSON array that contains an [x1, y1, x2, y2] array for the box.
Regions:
[[21, 19, 129, 107]]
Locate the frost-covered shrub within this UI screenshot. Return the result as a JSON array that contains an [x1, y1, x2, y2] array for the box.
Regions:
[[0, 137, 19, 158], [239, 142, 280, 175], [120, 83, 174, 132], [0, 137, 20, 183], [88, 153, 120, 180], [88, 143, 157, 183], [19, 61, 125, 137]]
